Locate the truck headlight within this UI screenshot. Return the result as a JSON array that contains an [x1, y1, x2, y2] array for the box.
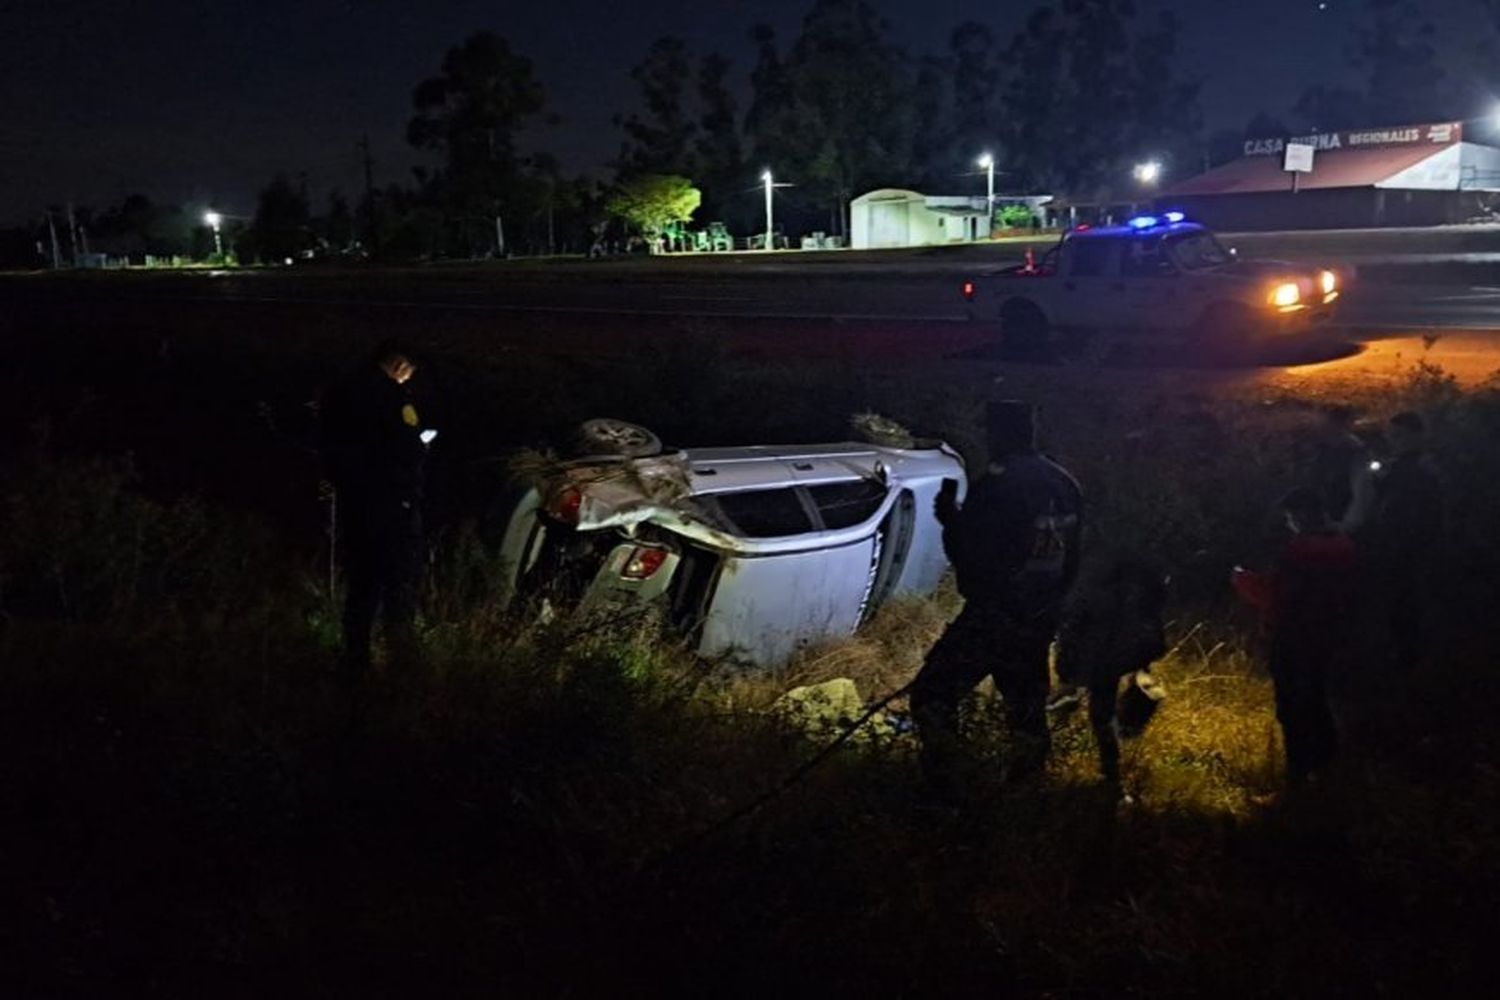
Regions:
[[1270, 282, 1301, 308], [1319, 270, 1337, 295]]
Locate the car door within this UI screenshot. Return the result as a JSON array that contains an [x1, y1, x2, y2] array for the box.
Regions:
[[1118, 236, 1182, 330], [1055, 239, 1118, 328]]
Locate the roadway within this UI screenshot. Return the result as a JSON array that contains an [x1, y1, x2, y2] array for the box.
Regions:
[[7, 257, 1499, 328], [4, 238, 1500, 382]]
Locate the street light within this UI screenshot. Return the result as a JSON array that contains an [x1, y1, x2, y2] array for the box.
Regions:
[[977, 153, 995, 237], [203, 210, 223, 257], [761, 170, 774, 251], [1133, 160, 1162, 185]]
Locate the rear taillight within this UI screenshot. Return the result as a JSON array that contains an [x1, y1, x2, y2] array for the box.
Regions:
[[621, 546, 669, 580], [961, 280, 976, 301], [547, 487, 582, 525]]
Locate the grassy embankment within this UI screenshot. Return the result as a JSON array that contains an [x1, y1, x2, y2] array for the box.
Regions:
[[3, 309, 1499, 994]]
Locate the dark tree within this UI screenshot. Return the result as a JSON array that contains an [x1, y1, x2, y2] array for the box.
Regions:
[[1297, 0, 1445, 129], [616, 37, 699, 177], [997, 0, 1200, 196], [322, 192, 354, 253], [246, 174, 314, 263], [911, 52, 955, 188], [408, 31, 548, 255], [948, 22, 1001, 176], [746, 0, 916, 236], [694, 52, 745, 225]]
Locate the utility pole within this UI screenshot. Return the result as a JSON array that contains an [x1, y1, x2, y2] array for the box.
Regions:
[[66, 202, 80, 264], [46, 210, 61, 268], [358, 134, 380, 258]]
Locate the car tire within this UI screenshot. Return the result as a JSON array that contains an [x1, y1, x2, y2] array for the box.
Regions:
[[575, 418, 663, 458], [1195, 303, 1264, 366], [999, 298, 1050, 352]]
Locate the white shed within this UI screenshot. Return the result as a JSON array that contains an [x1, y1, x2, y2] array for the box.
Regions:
[[849, 189, 989, 250]]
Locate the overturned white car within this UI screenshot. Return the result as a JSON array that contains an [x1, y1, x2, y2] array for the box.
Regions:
[[495, 421, 966, 665]]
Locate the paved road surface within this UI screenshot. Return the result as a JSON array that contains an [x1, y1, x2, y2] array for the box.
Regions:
[[5, 253, 1500, 383], [7, 262, 1500, 329]]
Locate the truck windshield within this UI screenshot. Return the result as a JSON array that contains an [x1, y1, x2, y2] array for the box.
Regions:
[[1166, 232, 1232, 271]]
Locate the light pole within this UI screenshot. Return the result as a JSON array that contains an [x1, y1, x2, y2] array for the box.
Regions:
[[760, 169, 774, 251], [204, 211, 223, 258], [977, 153, 995, 237]]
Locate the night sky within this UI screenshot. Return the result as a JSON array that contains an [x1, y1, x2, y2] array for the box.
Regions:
[[0, 0, 1487, 224]]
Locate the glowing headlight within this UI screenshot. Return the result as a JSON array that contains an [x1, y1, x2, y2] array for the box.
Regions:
[[1270, 282, 1301, 308], [1319, 269, 1337, 295]]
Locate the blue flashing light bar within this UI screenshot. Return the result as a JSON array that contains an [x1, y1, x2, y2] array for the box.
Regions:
[[1127, 215, 1158, 229], [1163, 211, 1186, 223]]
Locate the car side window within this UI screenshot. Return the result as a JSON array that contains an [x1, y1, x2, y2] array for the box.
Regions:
[[710, 489, 815, 538], [1121, 238, 1175, 278], [807, 480, 889, 529], [1067, 240, 1113, 277]]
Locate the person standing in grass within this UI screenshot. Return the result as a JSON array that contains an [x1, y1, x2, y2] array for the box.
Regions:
[[1368, 411, 1444, 671], [320, 340, 432, 679], [1233, 487, 1358, 787], [910, 401, 1083, 791]]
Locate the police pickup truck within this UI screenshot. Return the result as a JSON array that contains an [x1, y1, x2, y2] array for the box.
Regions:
[[961, 214, 1343, 355]]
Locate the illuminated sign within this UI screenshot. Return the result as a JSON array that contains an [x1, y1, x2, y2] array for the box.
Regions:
[[1243, 121, 1462, 158]]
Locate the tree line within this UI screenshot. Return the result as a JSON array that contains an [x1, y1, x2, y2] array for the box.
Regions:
[[2, 0, 1485, 268]]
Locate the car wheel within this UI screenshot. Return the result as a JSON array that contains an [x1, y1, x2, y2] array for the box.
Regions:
[[1195, 303, 1264, 365], [999, 298, 1050, 352], [576, 418, 663, 458]]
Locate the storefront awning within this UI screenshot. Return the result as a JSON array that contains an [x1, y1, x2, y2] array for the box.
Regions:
[[1166, 143, 1446, 197]]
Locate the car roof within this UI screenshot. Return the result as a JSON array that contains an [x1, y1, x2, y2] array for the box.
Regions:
[[1067, 221, 1209, 240], [678, 441, 961, 494]]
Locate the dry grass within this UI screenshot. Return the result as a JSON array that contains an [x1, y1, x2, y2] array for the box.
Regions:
[[4, 313, 1500, 993]]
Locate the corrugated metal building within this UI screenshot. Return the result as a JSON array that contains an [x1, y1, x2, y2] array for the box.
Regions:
[[849, 189, 990, 249], [1161, 121, 1500, 230]]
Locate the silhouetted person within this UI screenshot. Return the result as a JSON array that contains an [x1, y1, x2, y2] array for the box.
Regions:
[[1053, 553, 1169, 785], [1369, 411, 1444, 670], [1233, 487, 1358, 787], [910, 401, 1083, 791], [1308, 405, 1373, 528], [320, 340, 431, 679]]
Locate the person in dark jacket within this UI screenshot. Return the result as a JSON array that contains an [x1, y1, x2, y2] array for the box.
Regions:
[[1053, 553, 1169, 784], [1233, 487, 1358, 786], [1308, 405, 1372, 528], [320, 340, 431, 678], [910, 401, 1084, 789], [1369, 411, 1444, 670]]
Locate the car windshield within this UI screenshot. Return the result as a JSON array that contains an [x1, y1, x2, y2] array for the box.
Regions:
[[1166, 232, 1232, 271]]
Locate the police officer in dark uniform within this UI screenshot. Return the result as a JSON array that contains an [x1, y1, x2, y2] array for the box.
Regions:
[[910, 401, 1084, 789], [1370, 411, 1444, 670], [320, 340, 430, 678]]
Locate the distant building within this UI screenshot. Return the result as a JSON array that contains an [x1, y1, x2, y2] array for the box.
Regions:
[[849, 189, 992, 249], [1161, 121, 1500, 230]]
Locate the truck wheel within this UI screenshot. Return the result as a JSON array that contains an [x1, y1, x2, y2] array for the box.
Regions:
[[1000, 299, 1050, 353], [1195, 303, 1264, 365]]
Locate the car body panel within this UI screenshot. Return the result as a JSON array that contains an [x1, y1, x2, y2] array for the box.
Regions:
[[497, 439, 966, 665]]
